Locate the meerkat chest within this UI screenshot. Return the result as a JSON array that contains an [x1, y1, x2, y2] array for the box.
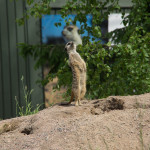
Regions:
[[69, 52, 83, 64], [68, 52, 86, 73]]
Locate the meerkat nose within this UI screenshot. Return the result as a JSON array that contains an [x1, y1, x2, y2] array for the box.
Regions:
[[71, 41, 74, 46]]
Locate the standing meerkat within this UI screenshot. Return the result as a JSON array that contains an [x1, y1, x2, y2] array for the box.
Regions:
[[63, 41, 86, 106], [62, 25, 82, 46]]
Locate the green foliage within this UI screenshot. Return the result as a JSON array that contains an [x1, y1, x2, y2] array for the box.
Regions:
[[18, 43, 67, 85], [17, 0, 150, 100], [53, 30, 150, 99], [16, 0, 55, 25], [15, 76, 42, 116], [106, 31, 150, 97], [60, 0, 120, 42], [110, 0, 150, 44]]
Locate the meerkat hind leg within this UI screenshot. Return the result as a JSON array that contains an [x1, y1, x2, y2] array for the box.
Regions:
[[80, 86, 86, 100], [73, 89, 80, 106], [75, 101, 79, 106], [72, 67, 81, 106], [78, 99, 82, 106], [75, 90, 82, 106], [79, 72, 86, 101], [78, 86, 85, 105]]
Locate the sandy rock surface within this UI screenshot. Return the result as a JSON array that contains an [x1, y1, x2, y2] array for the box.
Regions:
[[0, 93, 150, 150]]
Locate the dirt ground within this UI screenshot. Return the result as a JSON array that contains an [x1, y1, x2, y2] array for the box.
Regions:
[[0, 93, 150, 150]]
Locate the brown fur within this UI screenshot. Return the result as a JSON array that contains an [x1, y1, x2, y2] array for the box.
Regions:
[[62, 41, 86, 106]]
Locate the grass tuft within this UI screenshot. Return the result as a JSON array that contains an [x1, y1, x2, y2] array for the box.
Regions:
[[15, 76, 42, 117]]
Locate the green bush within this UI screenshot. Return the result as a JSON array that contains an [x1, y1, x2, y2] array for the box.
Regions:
[[49, 29, 150, 99], [17, 0, 150, 100]]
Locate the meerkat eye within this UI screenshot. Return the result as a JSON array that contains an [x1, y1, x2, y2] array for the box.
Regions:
[[67, 27, 73, 32], [67, 43, 71, 46], [77, 29, 80, 34]]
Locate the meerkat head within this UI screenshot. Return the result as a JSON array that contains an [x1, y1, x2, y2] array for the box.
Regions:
[[65, 41, 76, 54], [62, 25, 82, 46]]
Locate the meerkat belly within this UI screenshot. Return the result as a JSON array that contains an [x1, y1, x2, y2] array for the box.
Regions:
[[71, 67, 80, 89], [80, 71, 86, 88]]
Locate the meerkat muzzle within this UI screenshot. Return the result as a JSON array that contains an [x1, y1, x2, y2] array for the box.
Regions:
[[71, 41, 74, 46], [62, 31, 65, 36]]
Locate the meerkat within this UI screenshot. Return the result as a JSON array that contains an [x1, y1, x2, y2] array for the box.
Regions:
[[62, 25, 82, 46], [62, 41, 86, 106]]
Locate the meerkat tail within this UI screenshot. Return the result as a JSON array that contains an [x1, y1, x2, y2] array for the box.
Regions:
[[60, 91, 74, 105]]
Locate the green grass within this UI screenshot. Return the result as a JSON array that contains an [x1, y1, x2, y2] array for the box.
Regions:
[[15, 76, 42, 117]]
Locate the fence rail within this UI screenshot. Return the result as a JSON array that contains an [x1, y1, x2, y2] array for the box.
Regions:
[[0, 0, 44, 119]]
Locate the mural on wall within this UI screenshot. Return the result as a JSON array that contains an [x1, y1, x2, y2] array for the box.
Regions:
[[41, 14, 108, 45]]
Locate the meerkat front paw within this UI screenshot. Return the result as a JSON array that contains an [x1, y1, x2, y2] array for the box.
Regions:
[[79, 67, 84, 72]]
